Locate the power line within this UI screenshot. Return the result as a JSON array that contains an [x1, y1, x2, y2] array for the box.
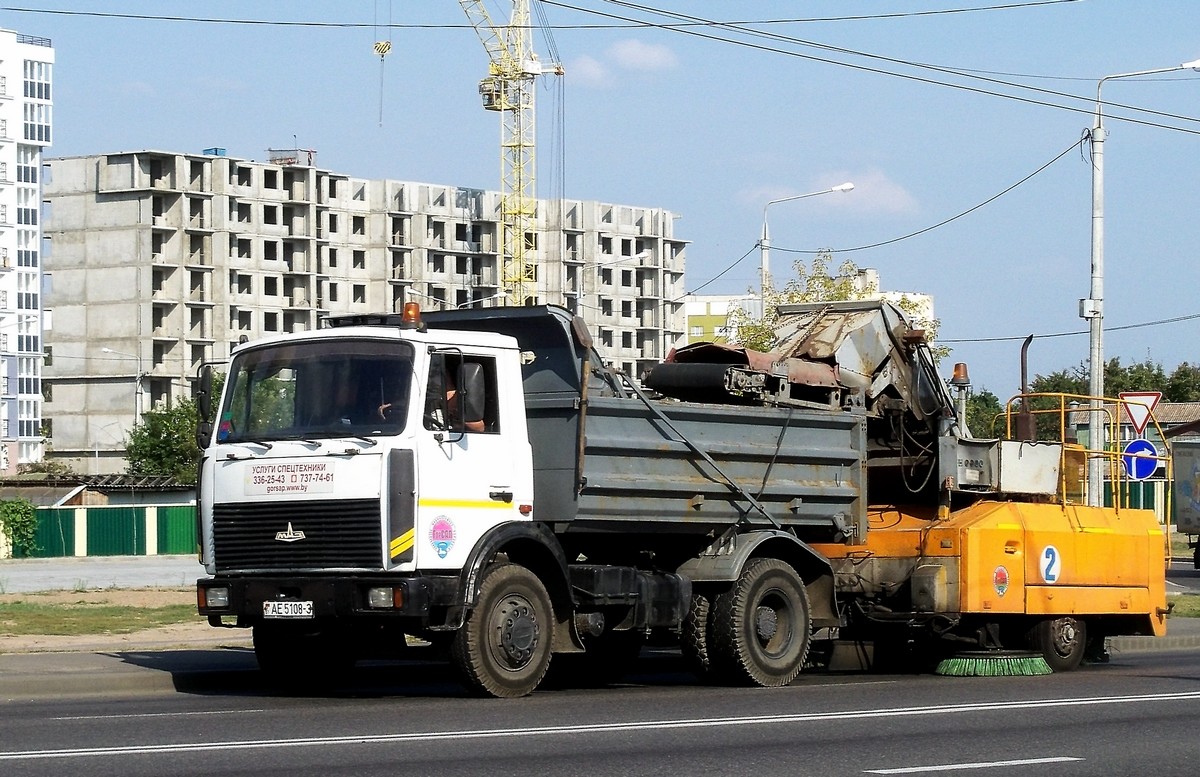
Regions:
[[546, 1, 1200, 135], [772, 136, 1084, 255], [942, 312, 1200, 344], [0, 1, 1088, 29]]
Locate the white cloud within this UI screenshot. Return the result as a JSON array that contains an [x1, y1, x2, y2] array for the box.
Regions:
[[607, 39, 678, 71], [844, 169, 918, 215], [566, 54, 612, 89]]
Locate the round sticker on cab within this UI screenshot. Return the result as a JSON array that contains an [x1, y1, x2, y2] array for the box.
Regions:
[[430, 516, 456, 559], [1040, 545, 1062, 584]]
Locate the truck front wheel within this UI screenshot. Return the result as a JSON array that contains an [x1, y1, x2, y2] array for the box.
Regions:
[[451, 563, 554, 698], [710, 558, 811, 687]]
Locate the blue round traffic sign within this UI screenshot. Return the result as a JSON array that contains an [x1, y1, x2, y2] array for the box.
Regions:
[[1122, 438, 1158, 480]]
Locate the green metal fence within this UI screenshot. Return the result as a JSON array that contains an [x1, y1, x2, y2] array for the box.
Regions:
[[7, 505, 197, 559]]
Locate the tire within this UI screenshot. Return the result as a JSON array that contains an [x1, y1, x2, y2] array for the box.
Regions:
[[1028, 616, 1087, 672], [450, 563, 554, 698], [680, 592, 714, 679], [709, 558, 812, 687]]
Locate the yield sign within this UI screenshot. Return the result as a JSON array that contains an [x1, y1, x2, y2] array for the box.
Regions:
[[1119, 391, 1162, 436]]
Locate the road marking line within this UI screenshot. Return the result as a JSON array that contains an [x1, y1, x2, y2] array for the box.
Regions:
[[866, 756, 1083, 774], [4, 691, 1199, 761], [52, 710, 265, 722]]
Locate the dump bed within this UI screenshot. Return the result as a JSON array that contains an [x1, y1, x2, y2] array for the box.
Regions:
[[424, 306, 867, 564]]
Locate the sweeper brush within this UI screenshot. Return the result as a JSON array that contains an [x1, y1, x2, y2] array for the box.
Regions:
[[935, 651, 1053, 677]]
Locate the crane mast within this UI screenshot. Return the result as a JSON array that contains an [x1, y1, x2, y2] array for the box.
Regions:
[[459, 0, 559, 305]]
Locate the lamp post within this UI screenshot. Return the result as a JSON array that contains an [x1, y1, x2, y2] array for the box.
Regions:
[[457, 291, 507, 309], [405, 287, 450, 310], [760, 182, 854, 314], [1084, 59, 1200, 506], [101, 347, 144, 423]]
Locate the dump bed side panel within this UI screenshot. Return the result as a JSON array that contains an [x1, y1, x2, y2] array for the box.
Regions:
[[574, 396, 866, 542]]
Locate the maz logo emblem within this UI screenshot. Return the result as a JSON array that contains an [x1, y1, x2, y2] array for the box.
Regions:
[[275, 522, 306, 542]]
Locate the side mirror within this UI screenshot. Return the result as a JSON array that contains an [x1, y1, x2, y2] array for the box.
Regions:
[[458, 362, 486, 429], [195, 365, 214, 448]]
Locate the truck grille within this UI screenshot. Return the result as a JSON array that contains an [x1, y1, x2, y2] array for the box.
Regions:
[[212, 499, 382, 572]]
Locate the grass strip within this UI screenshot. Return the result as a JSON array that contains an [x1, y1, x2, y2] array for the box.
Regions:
[[0, 601, 198, 636]]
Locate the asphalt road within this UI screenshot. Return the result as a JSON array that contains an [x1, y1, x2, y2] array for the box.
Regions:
[[1, 647, 1199, 777]]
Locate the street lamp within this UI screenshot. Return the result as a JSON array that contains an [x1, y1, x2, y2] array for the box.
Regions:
[[101, 347, 144, 422], [457, 291, 507, 309], [760, 182, 854, 313], [405, 287, 451, 310], [1083, 58, 1200, 505]]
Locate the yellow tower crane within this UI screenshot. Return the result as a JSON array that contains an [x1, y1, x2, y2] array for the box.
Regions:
[[459, 0, 562, 305]]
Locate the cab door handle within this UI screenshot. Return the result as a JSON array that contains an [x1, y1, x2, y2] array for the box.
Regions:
[[489, 490, 513, 503]]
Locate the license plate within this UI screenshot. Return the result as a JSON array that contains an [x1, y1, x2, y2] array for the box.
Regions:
[[263, 600, 314, 619]]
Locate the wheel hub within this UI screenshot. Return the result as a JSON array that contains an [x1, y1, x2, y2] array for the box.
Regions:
[[755, 605, 778, 642], [496, 595, 540, 667], [1052, 619, 1079, 656]]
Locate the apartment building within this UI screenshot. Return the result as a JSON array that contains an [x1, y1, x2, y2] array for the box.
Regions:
[[42, 149, 687, 473], [0, 29, 53, 474]]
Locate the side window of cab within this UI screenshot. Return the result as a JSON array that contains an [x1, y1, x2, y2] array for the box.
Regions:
[[424, 354, 500, 434]]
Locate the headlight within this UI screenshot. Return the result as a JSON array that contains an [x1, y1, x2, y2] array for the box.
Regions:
[[201, 586, 229, 609], [367, 587, 395, 609]]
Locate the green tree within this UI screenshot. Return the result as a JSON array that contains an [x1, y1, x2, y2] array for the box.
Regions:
[[1166, 362, 1200, 402], [965, 389, 1004, 438], [1105, 357, 1167, 396], [728, 252, 946, 358], [126, 398, 201, 485], [0, 497, 37, 557]]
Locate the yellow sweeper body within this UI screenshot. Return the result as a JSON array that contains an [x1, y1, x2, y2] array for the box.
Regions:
[[815, 502, 1167, 635]]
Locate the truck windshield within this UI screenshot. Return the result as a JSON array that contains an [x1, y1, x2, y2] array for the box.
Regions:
[[216, 339, 415, 442]]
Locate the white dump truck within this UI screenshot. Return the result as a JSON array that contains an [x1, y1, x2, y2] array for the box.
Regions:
[[195, 301, 1167, 696]]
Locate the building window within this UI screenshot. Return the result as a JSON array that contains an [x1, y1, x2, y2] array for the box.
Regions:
[[328, 283, 339, 303], [353, 250, 366, 270], [263, 205, 278, 225], [353, 284, 366, 303], [328, 248, 338, 268], [353, 216, 365, 235]]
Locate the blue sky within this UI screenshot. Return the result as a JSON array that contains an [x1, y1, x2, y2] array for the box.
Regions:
[[7, 1, 1200, 397]]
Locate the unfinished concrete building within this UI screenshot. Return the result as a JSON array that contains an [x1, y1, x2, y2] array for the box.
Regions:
[[42, 149, 687, 473]]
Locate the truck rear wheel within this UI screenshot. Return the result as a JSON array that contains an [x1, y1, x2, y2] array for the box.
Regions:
[[680, 592, 713, 679], [710, 558, 811, 687], [450, 563, 554, 698], [1028, 616, 1086, 672]]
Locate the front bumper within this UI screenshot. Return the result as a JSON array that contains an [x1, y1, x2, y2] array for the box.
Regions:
[[197, 574, 460, 626]]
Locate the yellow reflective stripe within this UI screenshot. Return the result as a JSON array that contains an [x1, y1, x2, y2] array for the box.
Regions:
[[390, 529, 415, 557], [419, 498, 512, 510]]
